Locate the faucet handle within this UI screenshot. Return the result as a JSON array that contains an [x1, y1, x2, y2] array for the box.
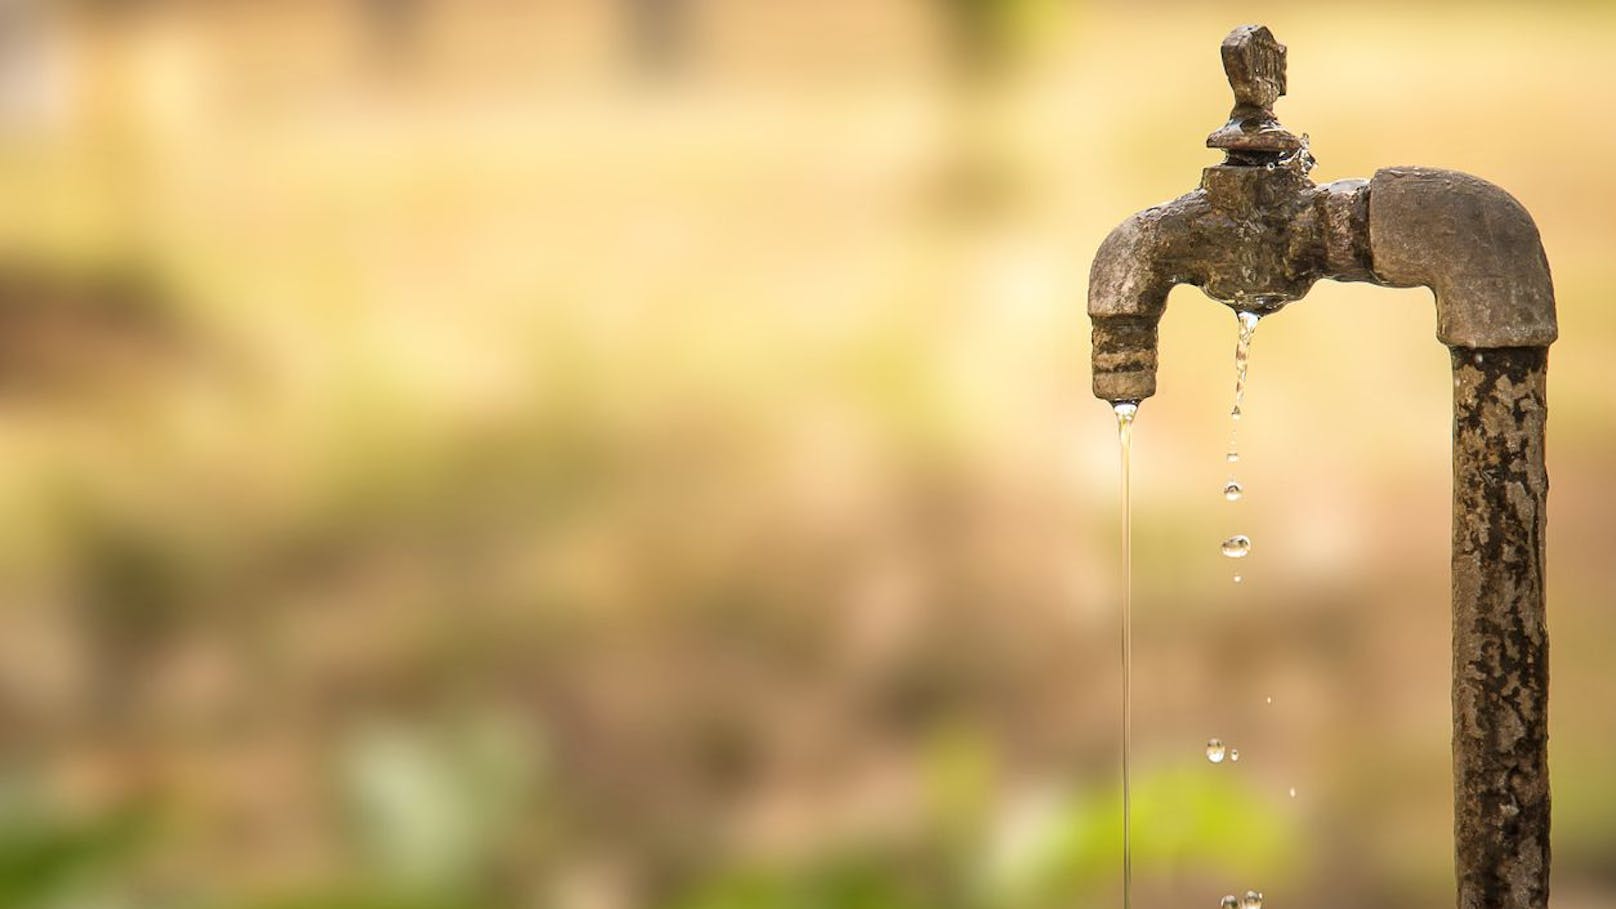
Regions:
[[1222, 24, 1286, 112], [1207, 24, 1306, 161]]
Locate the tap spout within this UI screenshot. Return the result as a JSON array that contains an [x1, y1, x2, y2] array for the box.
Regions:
[[1088, 204, 1191, 403]]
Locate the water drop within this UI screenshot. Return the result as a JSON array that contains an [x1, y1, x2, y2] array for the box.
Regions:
[[1221, 535, 1251, 559], [1205, 738, 1227, 763], [1229, 748, 1240, 762], [1231, 406, 1242, 421], [1243, 891, 1264, 909], [1223, 480, 1243, 501], [1233, 574, 1243, 584], [1221, 897, 1239, 909], [1226, 451, 1240, 463], [1265, 696, 1273, 704], [1288, 787, 1297, 798]]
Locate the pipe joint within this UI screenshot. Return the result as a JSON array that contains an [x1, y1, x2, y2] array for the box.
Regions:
[[1367, 166, 1558, 349]]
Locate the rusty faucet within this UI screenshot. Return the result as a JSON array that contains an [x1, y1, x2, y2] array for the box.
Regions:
[[1089, 26, 1555, 909]]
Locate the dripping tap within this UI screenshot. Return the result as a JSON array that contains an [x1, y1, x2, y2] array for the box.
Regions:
[[1087, 26, 1557, 909]]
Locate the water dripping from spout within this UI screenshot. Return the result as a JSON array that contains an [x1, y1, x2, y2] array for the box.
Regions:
[[1224, 311, 1260, 581], [1228, 310, 1260, 453], [1114, 401, 1137, 909]]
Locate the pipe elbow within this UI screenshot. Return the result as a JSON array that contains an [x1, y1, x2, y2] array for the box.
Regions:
[[1367, 167, 1557, 349], [1089, 209, 1178, 402]]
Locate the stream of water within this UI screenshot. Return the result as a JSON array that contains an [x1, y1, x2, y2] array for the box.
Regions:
[[1113, 400, 1138, 909]]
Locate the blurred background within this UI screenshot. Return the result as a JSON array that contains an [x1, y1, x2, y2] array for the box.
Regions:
[[0, 1, 1611, 907]]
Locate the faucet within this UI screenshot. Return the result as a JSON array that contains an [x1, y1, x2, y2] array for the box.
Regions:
[[1089, 26, 1555, 909]]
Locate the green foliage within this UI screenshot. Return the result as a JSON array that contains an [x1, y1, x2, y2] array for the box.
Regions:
[[996, 765, 1296, 909], [668, 855, 928, 909], [0, 799, 154, 909], [338, 714, 541, 898], [665, 759, 1298, 909], [237, 888, 479, 909]]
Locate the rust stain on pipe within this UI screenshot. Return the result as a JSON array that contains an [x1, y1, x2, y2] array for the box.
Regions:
[[1451, 348, 1551, 909]]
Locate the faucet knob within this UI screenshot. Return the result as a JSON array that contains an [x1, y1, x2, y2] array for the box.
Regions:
[[1207, 25, 1307, 162], [1222, 24, 1286, 110]]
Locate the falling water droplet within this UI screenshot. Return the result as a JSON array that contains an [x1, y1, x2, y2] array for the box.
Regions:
[[1221, 535, 1251, 559], [1265, 696, 1273, 704], [1233, 574, 1243, 584], [1223, 480, 1243, 501], [1229, 748, 1240, 762], [1221, 897, 1239, 909], [1231, 406, 1242, 421], [1226, 451, 1240, 463], [1288, 787, 1297, 798], [1243, 891, 1264, 909], [1205, 738, 1227, 763]]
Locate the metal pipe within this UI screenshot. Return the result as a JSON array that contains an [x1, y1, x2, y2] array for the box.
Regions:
[[1368, 167, 1557, 349], [1088, 26, 1556, 909], [1450, 347, 1551, 909]]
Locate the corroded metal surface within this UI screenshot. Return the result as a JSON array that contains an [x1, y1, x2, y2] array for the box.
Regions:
[[1088, 25, 1557, 909], [1087, 162, 1373, 401], [1370, 168, 1558, 349], [1451, 348, 1550, 909]]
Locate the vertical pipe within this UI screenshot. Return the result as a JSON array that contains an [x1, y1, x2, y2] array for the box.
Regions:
[[1450, 346, 1551, 909]]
